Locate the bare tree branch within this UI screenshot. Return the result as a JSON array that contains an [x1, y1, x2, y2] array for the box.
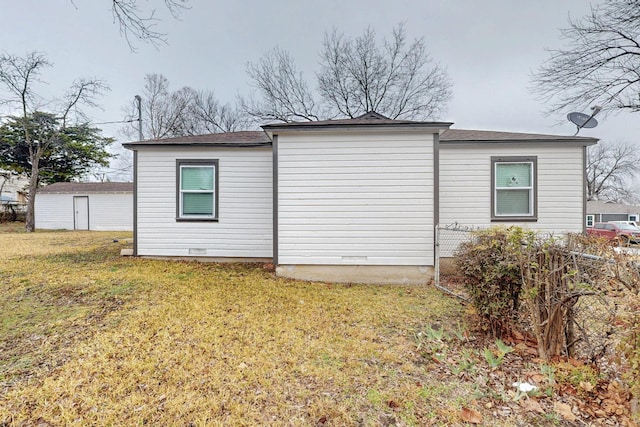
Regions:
[[0, 52, 51, 117], [189, 91, 250, 133], [244, 24, 452, 123], [123, 74, 251, 141], [60, 78, 110, 127], [244, 48, 320, 123], [532, 0, 640, 116], [587, 142, 640, 202], [111, 0, 190, 51]]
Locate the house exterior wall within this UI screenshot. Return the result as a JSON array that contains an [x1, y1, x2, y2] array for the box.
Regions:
[[439, 143, 586, 233], [35, 192, 133, 231], [0, 172, 28, 203], [135, 146, 272, 258], [275, 130, 436, 268]]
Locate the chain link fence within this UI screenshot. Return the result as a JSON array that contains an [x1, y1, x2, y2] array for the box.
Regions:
[[434, 223, 476, 300], [434, 223, 633, 361]]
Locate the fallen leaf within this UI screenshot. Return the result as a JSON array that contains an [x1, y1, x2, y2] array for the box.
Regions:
[[530, 374, 545, 383], [521, 399, 544, 413], [554, 402, 576, 421], [460, 407, 482, 424], [579, 381, 594, 392]]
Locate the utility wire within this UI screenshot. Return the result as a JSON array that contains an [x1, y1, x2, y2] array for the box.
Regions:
[[92, 118, 139, 125]]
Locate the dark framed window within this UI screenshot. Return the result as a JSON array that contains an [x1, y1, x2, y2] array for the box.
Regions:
[[176, 159, 219, 221], [491, 156, 537, 221]]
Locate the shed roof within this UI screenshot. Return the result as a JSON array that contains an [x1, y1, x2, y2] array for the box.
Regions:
[[38, 182, 133, 194]]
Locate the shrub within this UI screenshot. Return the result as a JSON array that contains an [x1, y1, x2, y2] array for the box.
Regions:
[[454, 226, 535, 337], [617, 288, 640, 419]]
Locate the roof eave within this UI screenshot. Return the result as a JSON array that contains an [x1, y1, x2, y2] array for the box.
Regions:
[[122, 141, 272, 149], [261, 122, 453, 138], [441, 138, 598, 146]]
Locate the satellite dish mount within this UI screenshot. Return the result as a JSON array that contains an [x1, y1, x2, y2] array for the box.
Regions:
[[567, 106, 602, 135]]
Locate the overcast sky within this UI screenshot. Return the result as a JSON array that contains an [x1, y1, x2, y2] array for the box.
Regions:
[[2, 0, 638, 150]]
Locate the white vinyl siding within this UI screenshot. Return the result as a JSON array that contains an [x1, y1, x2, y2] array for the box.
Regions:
[[35, 192, 133, 231], [439, 144, 586, 233], [135, 147, 272, 258], [277, 131, 435, 266]]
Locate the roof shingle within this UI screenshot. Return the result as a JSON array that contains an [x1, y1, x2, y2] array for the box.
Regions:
[[38, 182, 133, 194]]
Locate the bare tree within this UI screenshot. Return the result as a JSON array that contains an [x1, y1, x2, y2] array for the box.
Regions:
[[110, 0, 190, 51], [243, 48, 320, 123], [189, 91, 251, 134], [0, 51, 109, 232], [533, 0, 640, 116], [123, 73, 250, 141], [244, 24, 453, 123], [133, 74, 195, 139], [587, 142, 640, 202], [318, 24, 452, 120]]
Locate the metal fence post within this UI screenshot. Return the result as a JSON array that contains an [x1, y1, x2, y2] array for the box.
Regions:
[[434, 223, 440, 288]]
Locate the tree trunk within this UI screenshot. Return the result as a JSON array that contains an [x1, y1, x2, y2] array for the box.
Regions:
[[24, 155, 39, 232]]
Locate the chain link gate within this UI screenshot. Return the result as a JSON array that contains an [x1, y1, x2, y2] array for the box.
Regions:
[[434, 223, 476, 301]]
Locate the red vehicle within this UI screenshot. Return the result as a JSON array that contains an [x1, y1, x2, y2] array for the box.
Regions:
[[586, 222, 640, 244]]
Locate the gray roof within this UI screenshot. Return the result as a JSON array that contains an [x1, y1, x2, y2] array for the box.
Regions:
[[587, 200, 640, 215], [262, 111, 453, 131], [123, 131, 271, 148], [38, 182, 133, 194], [440, 128, 597, 144], [121, 112, 598, 147]]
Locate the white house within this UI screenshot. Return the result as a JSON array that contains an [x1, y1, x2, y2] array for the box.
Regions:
[[123, 112, 597, 284], [35, 182, 133, 231]]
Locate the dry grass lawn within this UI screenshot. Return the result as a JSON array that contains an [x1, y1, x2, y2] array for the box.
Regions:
[[0, 224, 471, 426], [1, 224, 635, 426]]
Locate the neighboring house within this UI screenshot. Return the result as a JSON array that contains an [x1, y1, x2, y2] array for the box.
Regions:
[[586, 200, 640, 227], [35, 182, 133, 231], [123, 112, 597, 284], [0, 171, 28, 205], [0, 171, 29, 220]]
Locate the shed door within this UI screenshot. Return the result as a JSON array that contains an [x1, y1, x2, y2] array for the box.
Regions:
[[73, 196, 89, 230]]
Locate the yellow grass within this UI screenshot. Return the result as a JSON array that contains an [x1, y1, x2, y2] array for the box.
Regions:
[[0, 225, 469, 426]]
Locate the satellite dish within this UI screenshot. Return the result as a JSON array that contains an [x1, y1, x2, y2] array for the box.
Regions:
[[567, 112, 598, 129]]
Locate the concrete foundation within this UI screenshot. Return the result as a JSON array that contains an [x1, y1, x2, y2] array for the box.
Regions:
[[275, 264, 434, 285]]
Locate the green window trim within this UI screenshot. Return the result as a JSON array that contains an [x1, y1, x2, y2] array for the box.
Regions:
[[176, 159, 219, 221], [491, 156, 537, 222]]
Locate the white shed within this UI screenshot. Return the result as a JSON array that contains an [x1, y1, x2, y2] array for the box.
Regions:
[[35, 182, 133, 231]]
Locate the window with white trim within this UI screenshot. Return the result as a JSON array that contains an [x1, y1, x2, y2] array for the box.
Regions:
[[176, 160, 218, 221], [491, 157, 537, 220], [586, 214, 595, 227]]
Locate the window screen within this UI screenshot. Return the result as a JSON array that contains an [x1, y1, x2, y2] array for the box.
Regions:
[[492, 158, 536, 220]]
